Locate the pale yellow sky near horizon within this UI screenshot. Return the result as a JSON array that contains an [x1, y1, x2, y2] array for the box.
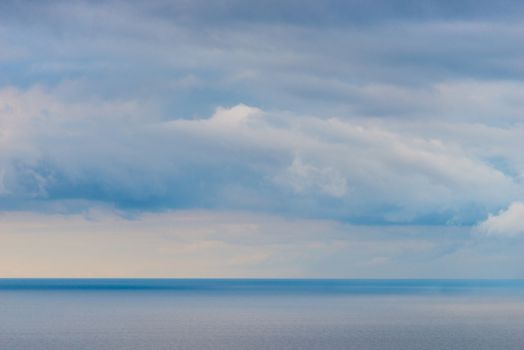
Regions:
[[0, 210, 338, 278], [1, 209, 522, 279]]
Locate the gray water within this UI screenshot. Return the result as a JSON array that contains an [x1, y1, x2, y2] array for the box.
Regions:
[[1, 280, 523, 350]]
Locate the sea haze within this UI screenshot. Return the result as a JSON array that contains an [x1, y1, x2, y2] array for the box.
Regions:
[[1, 279, 523, 350]]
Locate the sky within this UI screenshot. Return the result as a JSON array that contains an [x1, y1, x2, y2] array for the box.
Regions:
[[0, 0, 523, 278]]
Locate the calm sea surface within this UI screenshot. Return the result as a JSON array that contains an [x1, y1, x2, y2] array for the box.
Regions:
[[1, 279, 523, 350]]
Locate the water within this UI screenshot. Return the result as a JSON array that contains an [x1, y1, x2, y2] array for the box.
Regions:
[[1, 279, 523, 350]]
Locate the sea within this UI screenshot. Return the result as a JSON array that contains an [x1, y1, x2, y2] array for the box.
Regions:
[[1, 279, 523, 350]]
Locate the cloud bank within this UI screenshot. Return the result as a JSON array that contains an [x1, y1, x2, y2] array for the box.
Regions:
[[1, 87, 522, 225]]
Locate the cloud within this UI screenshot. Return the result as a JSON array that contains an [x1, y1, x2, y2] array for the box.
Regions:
[[1, 86, 522, 224], [275, 158, 348, 197], [0, 0, 522, 118], [208, 104, 262, 127], [0, 5, 521, 212], [476, 202, 524, 237]]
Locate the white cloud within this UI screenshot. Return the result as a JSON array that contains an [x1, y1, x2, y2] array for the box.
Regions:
[[209, 104, 262, 127], [476, 201, 524, 237]]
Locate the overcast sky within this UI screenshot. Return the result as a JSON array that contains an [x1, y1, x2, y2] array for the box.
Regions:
[[0, 0, 523, 277]]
